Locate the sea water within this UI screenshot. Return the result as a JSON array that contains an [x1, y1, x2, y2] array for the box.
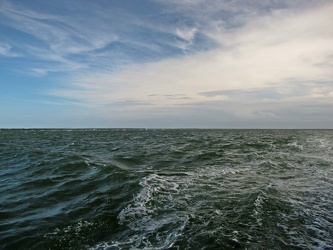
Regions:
[[0, 129, 332, 249]]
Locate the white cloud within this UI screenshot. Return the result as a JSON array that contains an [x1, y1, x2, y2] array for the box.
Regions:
[[173, 27, 197, 50], [2, 0, 332, 127], [48, 1, 333, 127], [175, 27, 197, 41], [0, 43, 19, 57], [0, 43, 11, 56]]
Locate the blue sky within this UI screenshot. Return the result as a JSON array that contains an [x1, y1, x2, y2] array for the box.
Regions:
[[1, 0, 333, 128]]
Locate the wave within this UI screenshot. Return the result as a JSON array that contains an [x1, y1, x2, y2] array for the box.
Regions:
[[1, 129, 332, 249]]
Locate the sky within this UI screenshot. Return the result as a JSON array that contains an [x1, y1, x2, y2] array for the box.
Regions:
[[1, 0, 333, 128]]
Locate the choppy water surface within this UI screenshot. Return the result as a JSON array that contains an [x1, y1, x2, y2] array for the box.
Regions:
[[0, 129, 332, 249]]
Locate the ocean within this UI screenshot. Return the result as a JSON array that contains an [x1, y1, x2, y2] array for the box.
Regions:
[[0, 129, 332, 249]]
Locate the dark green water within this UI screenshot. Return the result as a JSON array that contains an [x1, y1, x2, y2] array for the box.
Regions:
[[0, 129, 332, 249]]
